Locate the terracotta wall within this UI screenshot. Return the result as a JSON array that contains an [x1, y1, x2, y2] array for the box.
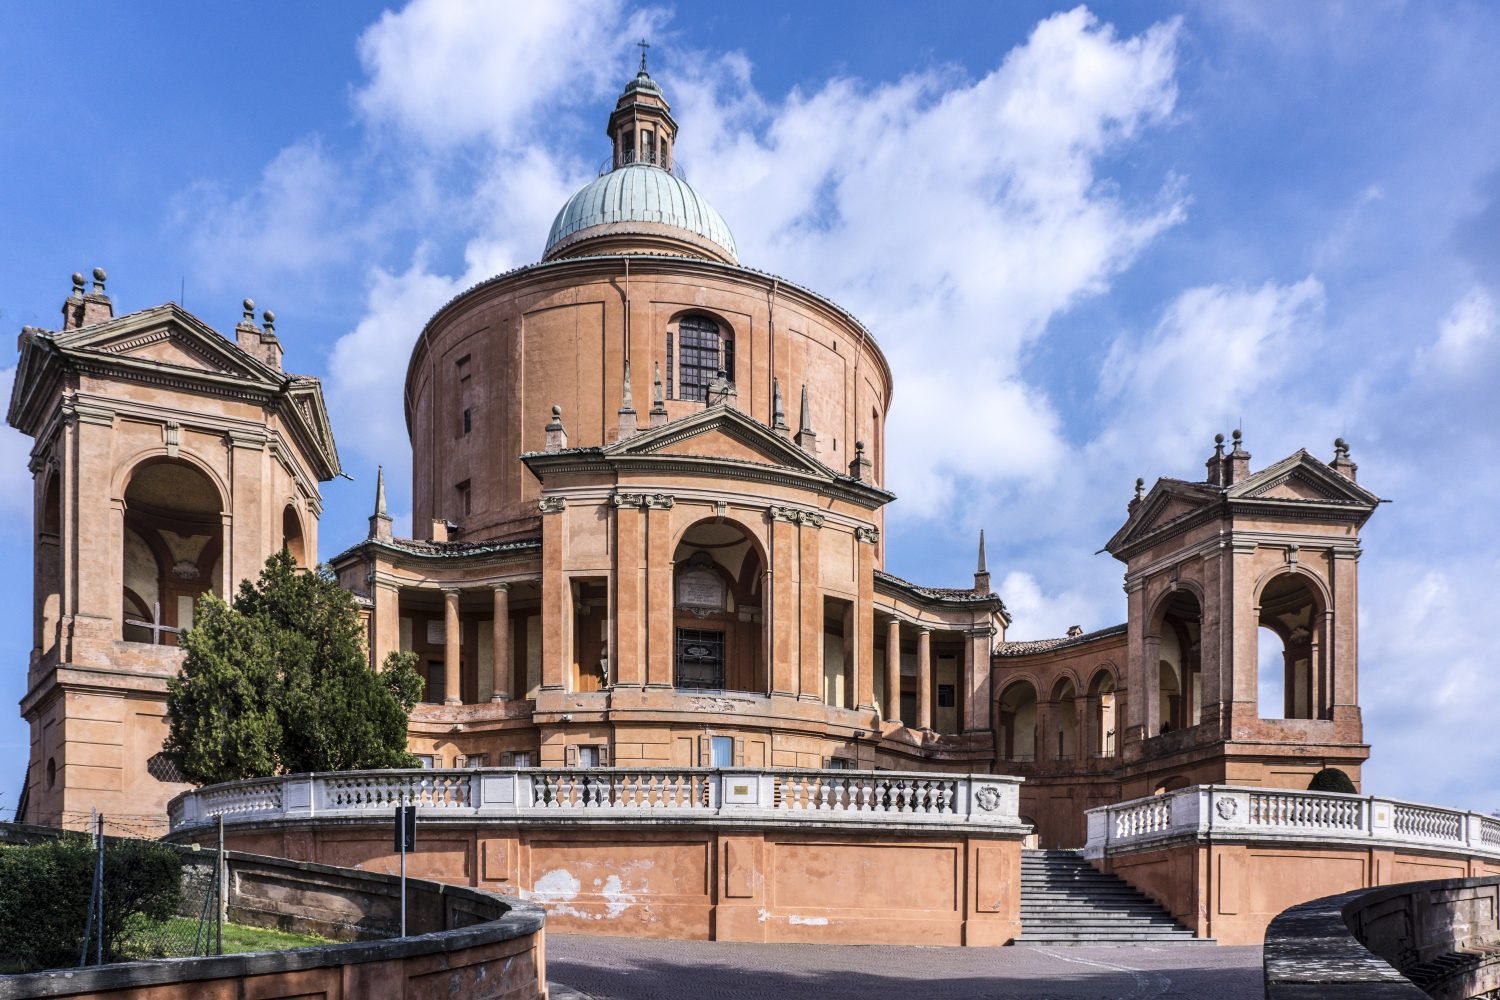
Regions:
[[186, 820, 1024, 947], [1100, 840, 1500, 945]]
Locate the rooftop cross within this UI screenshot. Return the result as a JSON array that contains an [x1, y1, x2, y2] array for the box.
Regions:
[[637, 38, 650, 72]]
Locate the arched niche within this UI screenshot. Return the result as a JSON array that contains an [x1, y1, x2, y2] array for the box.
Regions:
[[1087, 667, 1118, 758], [121, 458, 224, 644], [671, 517, 765, 693], [1051, 677, 1078, 761]]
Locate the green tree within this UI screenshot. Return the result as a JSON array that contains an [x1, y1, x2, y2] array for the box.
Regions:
[[165, 549, 423, 785]]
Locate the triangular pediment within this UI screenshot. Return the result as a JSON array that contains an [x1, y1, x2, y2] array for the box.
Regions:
[[53, 304, 282, 386], [1228, 450, 1380, 506], [605, 405, 836, 478], [1103, 479, 1220, 556]]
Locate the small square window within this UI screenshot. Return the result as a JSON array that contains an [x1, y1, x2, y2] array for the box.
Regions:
[[937, 684, 956, 708], [415, 754, 437, 769], [577, 746, 600, 768]]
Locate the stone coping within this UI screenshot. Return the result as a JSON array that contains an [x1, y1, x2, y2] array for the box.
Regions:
[[0, 849, 544, 998], [1263, 874, 1500, 999], [1084, 785, 1500, 863], [169, 767, 1030, 838]]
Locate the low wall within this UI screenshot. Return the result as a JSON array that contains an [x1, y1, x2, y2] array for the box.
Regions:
[[1084, 786, 1500, 946], [1264, 875, 1500, 999], [168, 767, 1030, 946], [0, 848, 547, 1000]]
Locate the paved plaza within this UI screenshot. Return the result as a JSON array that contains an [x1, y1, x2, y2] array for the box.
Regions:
[[548, 935, 1265, 999]]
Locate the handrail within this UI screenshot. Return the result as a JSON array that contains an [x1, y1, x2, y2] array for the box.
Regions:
[[1084, 785, 1500, 862], [169, 767, 1027, 833]]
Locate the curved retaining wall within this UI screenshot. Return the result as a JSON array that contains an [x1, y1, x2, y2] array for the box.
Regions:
[[1264, 874, 1500, 999], [0, 848, 547, 1000], [1083, 785, 1500, 945], [167, 767, 1030, 946]]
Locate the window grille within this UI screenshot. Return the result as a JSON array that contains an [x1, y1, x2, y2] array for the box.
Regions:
[[666, 331, 674, 400], [675, 627, 725, 689], [677, 316, 721, 402]]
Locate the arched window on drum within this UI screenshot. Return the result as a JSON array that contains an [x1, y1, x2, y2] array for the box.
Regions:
[[668, 315, 733, 402]]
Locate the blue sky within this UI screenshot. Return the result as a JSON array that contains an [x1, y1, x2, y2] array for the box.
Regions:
[[3, 1, 1498, 814]]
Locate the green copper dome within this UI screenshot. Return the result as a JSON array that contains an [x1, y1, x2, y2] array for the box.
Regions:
[[543, 164, 738, 263]]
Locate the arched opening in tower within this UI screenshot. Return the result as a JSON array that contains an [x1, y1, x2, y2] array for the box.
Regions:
[[1257, 574, 1326, 720], [121, 459, 224, 645], [281, 503, 307, 568], [1155, 590, 1202, 734], [997, 680, 1038, 762]]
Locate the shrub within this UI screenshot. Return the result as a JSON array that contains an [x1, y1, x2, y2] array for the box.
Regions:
[[1307, 767, 1357, 794], [0, 836, 182, 970]]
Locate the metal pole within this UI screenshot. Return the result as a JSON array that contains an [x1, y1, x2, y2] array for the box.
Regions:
[[399, 795, 407, 938], [216, 814, 225, 955], [79, 808, 96, 967], [94, 813, 104, 966]]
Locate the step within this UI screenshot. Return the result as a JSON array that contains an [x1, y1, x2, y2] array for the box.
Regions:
[[1018, 849, 1201, 945]]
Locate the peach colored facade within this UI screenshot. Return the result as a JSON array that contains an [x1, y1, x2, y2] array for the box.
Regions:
[[12, 67, 1382, 859]]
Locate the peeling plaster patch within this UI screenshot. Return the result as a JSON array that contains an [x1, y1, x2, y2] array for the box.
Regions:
[[787, 914, 830, 926], [757, 907, 769, 923], [601, 874, 636, 917], [531, 868, 581, 903]]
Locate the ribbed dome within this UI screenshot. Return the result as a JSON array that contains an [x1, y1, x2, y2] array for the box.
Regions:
[[543, 164, 738, 263]]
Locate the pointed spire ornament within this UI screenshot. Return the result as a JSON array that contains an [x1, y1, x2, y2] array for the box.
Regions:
[[795, 383, 817, 453], [973, 529, 991, 594], [617, 357, 638, 439], [771, 378, 789, 436], [650, 363, 669, 427], [368, 465, 393, 541]]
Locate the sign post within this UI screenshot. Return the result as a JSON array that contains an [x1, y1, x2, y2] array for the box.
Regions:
[[395, 803, 416, 937]]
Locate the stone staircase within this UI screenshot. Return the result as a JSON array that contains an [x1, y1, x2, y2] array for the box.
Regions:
[[1016, 849, 1210, 945]]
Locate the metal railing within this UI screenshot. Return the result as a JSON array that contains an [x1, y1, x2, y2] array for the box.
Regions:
[[169, 767, 1026, 833], [1085, 785, 1500, 862]]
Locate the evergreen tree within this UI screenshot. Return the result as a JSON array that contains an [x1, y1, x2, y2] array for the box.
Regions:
[[165, 550, 423, 785]]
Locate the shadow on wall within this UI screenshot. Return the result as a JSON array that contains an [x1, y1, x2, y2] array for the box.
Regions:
[[545, 936, 1267, 1000]]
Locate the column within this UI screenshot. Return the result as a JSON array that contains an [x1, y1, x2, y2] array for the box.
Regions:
[[797, 521, 822, 702], [855, 535, 877, 711], [613, 501, 645, 687], [443, 588, 461, 706], [541, 503, 566, 692], [491, 583, 511, 701], [770, 517, 798, 697], [963, 628, 992, 733], [884, 617, 902, 722], [372, 580, 399, 669], [645, 502, 674, 688], [916, 627, 932, 730], [1142, 633, 1162, 738]]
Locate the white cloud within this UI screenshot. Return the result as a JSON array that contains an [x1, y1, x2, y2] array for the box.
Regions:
[[1423, 286, 1497, 373], [997, 570, 1105, 642], [354, 0, 659, 149]]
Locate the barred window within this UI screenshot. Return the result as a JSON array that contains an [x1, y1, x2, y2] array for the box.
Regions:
[[677, 316, 725, 402]]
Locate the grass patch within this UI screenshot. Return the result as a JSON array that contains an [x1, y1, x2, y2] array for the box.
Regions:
[[118, 915, 331, 959]]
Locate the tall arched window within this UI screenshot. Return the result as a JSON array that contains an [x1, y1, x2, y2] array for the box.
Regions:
[[672, 316, 732, 402]]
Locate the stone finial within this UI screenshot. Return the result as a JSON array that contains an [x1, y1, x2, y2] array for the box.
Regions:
[[1225, 427, 1251, 485], [1130, 476, 1146, 511], [771, 378, 790, 437], [242, 298, 256, 322], [545, 404, 569, 453], [973, 529, 991, 595], [848, 439, 872, 483], [1205, 432, 1227, 486], [706, 367, 738, 409], [617, 357, 638, 440], [795, 383, 817, 453], [262, 310, 276, 334], [368, 465, 393, 541], [649, 363, 668, 427], [1330, 436, 1358, 482], [63, 265, 114, 330]]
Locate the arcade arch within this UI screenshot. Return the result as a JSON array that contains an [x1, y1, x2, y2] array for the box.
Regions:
[[1051, 677, 1078, 761], [997, 680, 1038, 762], [671, 518, 765, 693], [1088, 668, 1118, 758], [1152, 590, 1202, 734], [281, 503, 307, 568]]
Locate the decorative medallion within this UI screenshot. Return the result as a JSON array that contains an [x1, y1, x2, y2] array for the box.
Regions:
[[975, 786, 1003, 812], [1216, 797, 1238, 820]]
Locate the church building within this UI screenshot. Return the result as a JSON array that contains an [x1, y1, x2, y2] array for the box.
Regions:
[[9, 62, 1381, 847]]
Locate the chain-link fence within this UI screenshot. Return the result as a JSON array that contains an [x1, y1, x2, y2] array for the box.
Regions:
[[0, 815, 224, 973]]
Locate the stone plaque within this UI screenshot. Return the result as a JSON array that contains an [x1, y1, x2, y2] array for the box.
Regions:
[[677, 569, 725, 611]]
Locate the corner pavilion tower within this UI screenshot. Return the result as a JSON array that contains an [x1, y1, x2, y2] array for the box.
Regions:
[[12, 62, 1381, 849]]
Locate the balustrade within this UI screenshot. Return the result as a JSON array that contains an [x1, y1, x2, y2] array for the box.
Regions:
[[1086, 785, 1500, 863], [169, 767, 1024, 833]]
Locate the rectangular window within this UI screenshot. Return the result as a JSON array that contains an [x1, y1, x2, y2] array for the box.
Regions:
[[456, 355, 471, 437], [675, 627, 725, 690], [938, 684, 956, 708], [510, 751, 533, 768], [462, 408, 472, 434], [415, 754, 437, 769], [577, 745, 600, 768], [677, 318, 720, 402], [424, 660, 445, 704], [710, 736, 734, 768], [826, 757, 850, 770], [458, 754, 487, 768], [722, 336, 735, 382]]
